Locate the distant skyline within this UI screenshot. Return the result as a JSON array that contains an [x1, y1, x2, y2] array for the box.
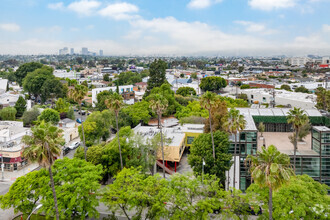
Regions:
[[1, 0, 330, 56]]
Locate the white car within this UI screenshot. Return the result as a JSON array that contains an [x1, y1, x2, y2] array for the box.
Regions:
[[68, 142, 80, 150]]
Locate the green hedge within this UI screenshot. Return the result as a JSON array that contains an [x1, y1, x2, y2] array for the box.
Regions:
[[252, 116, 330, 127]]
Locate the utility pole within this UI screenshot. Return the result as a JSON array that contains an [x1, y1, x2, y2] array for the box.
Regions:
[[271, 84, 276, 108], [1, 137, 6, 181]]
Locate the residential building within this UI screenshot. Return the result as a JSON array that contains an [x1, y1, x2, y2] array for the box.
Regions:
[[133, 123, 204, 172], [0, 121, 30, 171], [92, 85, 134, 107], [242, 89, 316, 109]]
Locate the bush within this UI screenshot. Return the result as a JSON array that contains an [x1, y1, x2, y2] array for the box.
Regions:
[[22, 106, 40, 126], [0, 107, 17, 121], [240, 84, 250, 89], [38, 108, 60, 124]]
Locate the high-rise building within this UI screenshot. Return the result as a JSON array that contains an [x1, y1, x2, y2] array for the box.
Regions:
[[70, 48, 74, 55], [59, 47, 69, 55], [82, 47, 88, 55], [99, 50, 103, 56]]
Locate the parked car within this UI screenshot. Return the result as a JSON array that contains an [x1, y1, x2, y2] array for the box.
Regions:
[[62, 146, 70, 156], [76, 118, 82, 124], [68, 142, 80, 150]]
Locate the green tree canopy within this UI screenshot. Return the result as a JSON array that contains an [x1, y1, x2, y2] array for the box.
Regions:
[[122, 100, 151, 126], [14, 96, 26, 118], [147, 84, 180, 116], [188, 131, 232, 183], [14, 62, 43, 85], [247, 175, 329, 220], [0, 169, 48, 216], [40, 78, 64, 103], [246, 145, 294, 220], [95, 90, 113, 111], [55, 98, 70, 113], [23, 66, 54, 100], [115, 71, 143, 85], [176, 87, 197, 97], [315, 87, 330, 111], [78, 110, 113, 146], [22, 106, 40, 127], [280, 84, 291, 91], [294, 86, 309, 93], [175, 100, 208, 119], [146, 59, 167, 95], [200, 76, 227, 92], [0, 158, 102, 219], [38, 108, 60, 124], [0, 106, 17, 121]]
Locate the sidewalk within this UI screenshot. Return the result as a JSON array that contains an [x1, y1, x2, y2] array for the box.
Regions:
[[2, 163, 39, 182]]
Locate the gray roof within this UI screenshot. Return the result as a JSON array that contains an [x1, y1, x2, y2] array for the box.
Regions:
[[236, 108, 322, 117], [171, 78, 192, 85]]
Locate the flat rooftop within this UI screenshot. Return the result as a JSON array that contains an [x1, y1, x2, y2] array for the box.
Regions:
[[258, 132, 318, 156], [236, 108, 322, 117], [134, 125, 185, 147], [313, 126, 330, 132]]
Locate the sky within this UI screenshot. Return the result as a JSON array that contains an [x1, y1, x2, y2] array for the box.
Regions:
[[1, 0, 330, 56]]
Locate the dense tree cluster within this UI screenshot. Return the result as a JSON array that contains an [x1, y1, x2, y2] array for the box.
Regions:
[[200, 76, 227, 92]]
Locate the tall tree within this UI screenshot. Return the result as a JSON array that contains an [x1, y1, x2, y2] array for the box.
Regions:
[[14, 96, 26, 118], [68, 84, 88, 160], [315, 87, 330, 111], [149, 94, 168, 178], [200, 91, 218, 159], [287, 107, 309, 172], [14, 62, 43, 85], [106, 93, 124, 170], [188, 131, 232, 184], [246, 145, 294, 220], [225, 108, 246, 189], [22, 121, 64, 220], [199, 76, 227, 92], [146, 59, 167, 95]]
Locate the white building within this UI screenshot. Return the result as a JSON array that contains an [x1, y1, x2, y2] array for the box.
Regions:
[[92, 85, 134, 107], [276, 82, 329, 91], [322, 57, 330, 64], [290, 57, 312, 66], [242, 89, 317, 109]]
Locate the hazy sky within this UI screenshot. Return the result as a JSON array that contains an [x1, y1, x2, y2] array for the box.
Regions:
[[1, 0, 330, 56]]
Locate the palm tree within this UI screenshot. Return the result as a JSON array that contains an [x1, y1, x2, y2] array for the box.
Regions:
[[287, 107, 308, 172], [149, 94, 168, 178], [22, 121, 64, 220], [68, 84, 88, 160], [200, 91, 218, 159], [225, 108, 246, 189], [246, 145, 294, 220], [105, 93, 124, 170]]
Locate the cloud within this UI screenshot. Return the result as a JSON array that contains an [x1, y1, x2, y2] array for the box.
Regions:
[[35, 25, 62, 33], [0, 23, 20, 32], [235, 20, 277, 35], [48, 2, 64, 10], [187, 0, 223, 9], [248, 0, 297, 11], [322, 24, 330, 32], [67, 0, 101, 16], [128, 17, 273, 55], [98, 2, 139, 20]]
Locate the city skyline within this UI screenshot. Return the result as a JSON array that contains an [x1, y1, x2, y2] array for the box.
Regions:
[[1, 0, 330, 56]]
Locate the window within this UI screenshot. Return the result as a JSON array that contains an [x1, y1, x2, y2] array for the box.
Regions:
[[312, 129, 320, 140], [321, 158, 330, 177], [321, 133, 330, 144], [187, 136, 195, 145], [251, 95, 254, 99], [262, 97, 266, 102], [321, 144, 330, 156]]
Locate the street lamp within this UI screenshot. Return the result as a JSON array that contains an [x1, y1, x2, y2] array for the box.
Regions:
[[27, 204, 42, 220]]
